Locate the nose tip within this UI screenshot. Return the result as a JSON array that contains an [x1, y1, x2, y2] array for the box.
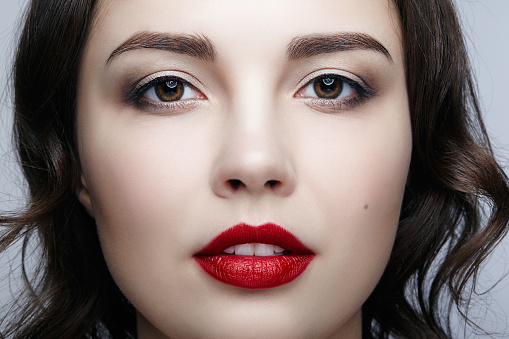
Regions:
[[210, 94, 297, 199], [210, 147, 296, 198]]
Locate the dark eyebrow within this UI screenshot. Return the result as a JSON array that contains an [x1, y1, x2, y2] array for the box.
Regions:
[[286, 32, 392, 62], [106, 31, 217, 64]]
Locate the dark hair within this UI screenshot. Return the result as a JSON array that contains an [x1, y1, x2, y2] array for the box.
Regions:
[[1, 0, 508, 338]]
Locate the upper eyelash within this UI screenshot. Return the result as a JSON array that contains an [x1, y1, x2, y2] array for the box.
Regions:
[[125, 71, 375, 111], [296, 72, 377, 112], [128, 75, 193, 104], [302, 73, 375, 99], [124, 68, 206, 105]]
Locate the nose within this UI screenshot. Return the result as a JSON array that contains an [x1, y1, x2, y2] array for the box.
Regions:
[[210, 104, 296, 198]]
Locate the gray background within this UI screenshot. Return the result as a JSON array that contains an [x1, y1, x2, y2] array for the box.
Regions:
[[0, 0, 508, 336]]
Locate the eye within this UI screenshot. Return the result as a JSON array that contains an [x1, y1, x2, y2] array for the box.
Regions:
[[295, 73, 375, 111], [139, 76, 204, 104], [298, 75, 356, 100]]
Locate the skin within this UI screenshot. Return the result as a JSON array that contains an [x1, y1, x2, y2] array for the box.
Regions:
[[76, 0, 411, 338]]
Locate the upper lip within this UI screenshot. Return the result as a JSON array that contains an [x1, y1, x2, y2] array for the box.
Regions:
[[195, 223, 314, 256]]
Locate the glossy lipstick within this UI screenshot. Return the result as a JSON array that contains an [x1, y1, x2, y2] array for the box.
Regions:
[[194, 223, 314, 289]]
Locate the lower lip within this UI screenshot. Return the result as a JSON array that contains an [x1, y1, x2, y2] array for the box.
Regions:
[[194, 254, 314, 289]]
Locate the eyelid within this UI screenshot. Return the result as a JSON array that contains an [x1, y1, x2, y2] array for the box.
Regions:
[[295, 69, 373, 95], [294, 69, 376, 112], [127, 70, 205, 102]]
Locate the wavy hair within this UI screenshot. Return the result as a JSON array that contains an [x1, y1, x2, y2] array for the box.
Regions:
[[1, 0, 508, 338]]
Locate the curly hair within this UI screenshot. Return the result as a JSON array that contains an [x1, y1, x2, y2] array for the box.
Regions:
[[1, 0, 508, 338]]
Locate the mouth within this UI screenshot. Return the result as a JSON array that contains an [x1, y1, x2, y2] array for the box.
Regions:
[[194, 223, 315, 289]]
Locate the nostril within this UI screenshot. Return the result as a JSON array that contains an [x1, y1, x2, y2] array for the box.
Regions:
[[267, 180, 279, 188], [228, 179, 242, 190]]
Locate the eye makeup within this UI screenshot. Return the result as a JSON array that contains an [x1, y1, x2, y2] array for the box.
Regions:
[[124, 71, 206, 113], [121, 66, 377, 115], [295, 71, 376, 112]]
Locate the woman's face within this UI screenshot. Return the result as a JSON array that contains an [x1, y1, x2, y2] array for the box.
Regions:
[[77, 0, 410, 337]]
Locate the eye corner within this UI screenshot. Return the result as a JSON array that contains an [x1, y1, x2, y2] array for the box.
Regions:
[[293, 87, 305, 98]]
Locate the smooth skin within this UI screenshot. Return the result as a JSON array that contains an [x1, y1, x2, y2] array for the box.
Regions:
[[77, 0, 411, 338]]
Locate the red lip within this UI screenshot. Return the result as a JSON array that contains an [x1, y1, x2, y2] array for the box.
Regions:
[[194, 223, 315, 289]]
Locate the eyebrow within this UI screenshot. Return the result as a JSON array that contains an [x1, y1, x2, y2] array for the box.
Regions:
[[286, 33, 392, 62], [106, 32, 217, 64]]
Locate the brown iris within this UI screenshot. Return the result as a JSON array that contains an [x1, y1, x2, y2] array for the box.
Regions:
[[313, 76, 343, 99], [155, 79, 184, 101]]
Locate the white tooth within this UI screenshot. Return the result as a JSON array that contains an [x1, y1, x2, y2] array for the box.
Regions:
[[223, 246, 235, 254], [274, 246, 286, 254], [254, 243, 275, 256], [235, 243, 255, 256]]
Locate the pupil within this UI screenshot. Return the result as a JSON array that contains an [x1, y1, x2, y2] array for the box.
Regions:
[[320, 78, 335, 93], [155, 79, 184, 101], [313, 76, 342, 99]]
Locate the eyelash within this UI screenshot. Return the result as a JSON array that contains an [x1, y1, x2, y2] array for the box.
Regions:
[[295, 73, 375, 111], [128, 73, 205, 112], [128, 72, 375, 113]]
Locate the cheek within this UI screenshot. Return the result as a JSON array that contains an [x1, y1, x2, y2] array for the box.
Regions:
[[294, 108, 411, 311], [77, 119, 212, 290], [300, 111, 411, 222]]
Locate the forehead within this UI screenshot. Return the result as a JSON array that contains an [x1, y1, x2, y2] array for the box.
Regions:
[[87, 0, 403, 64]]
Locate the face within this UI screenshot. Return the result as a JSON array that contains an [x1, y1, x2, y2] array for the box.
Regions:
[[76, 0, 411, 338]]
